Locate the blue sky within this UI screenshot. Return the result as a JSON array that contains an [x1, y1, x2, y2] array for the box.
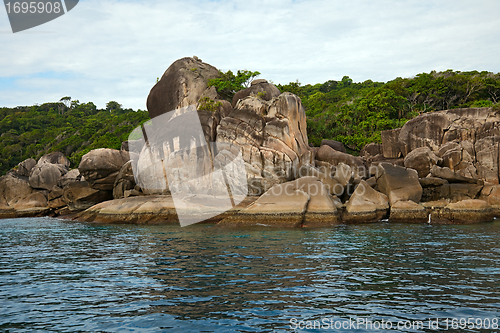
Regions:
[[1, 0, 500, 110]]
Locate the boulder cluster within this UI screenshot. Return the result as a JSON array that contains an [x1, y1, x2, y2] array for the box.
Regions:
[[2, 57, 500, 226], [0, 148, 135, 219]]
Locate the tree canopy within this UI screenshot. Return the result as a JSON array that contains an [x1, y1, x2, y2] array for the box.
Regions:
[[208, 69, 261, 101], [0, 99, 149, 175], [278, 70, 500, 151]]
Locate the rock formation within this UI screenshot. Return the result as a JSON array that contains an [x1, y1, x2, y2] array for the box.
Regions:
[[147, 57, 220, 119], [3, 58, 500, 227]]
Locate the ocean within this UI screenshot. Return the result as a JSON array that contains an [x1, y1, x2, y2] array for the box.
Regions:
[[1, 217, 500, 332]]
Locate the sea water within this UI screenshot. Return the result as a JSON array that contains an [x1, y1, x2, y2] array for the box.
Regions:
[[1, 217, 500, 332]]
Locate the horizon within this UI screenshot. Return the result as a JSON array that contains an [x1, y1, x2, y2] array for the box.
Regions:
[[1, 67, 498, 110]]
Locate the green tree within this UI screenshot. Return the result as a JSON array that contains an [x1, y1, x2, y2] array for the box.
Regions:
[[106, 101, 122, 113], [208, 69, 261, 101]]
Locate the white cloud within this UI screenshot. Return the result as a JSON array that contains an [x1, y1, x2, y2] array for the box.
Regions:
[[1, 0, 500, 110]]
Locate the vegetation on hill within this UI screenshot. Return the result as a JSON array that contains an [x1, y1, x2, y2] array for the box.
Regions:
[[278, 70, 500, 151], [0, 99, 149, 176], [2, 69, 500, 176]]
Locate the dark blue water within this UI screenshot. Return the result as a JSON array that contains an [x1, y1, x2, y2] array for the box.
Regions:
[[1, 218, 500, 332]]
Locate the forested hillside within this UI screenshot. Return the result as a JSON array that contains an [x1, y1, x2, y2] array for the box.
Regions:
[[278, 70, 500, 151], [2, 69, 500, 176], [0, 99, 149, 175]]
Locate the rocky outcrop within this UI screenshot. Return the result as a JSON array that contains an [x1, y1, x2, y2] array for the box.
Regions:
[[383, 107, 500, 184], [147, 56, 220, 119], [216, 93, 313, 194], [5, 59, 500, 227]]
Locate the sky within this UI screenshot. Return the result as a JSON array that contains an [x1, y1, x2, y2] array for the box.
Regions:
[[1, 0, 499, 110]]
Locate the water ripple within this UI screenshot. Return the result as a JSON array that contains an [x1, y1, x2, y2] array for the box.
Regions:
[[1, 218, 500, 332]]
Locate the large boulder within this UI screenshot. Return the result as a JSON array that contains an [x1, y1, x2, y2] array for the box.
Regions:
[[403, 146, 442, 178], [15, 158, 36, 177], [38, 152, 70, 169], [231, 79, 281, 107], [29, 163, 68, 190], [320, 139, 346, 153], [0, 172, 34, 206], [381, 128, 401, 158], [78, 148, 130, 191], [218, 176, 338, 228], [57, 169, 82, 188], [13, 192, 48, 210], [62, 181, 113, 211], [398, 111, 451, 156], [344, 180, 389, 223], [146, 57, 220, 119], [316, 144, 364, 169], [218, 185, 310, 228], [113, 160, 136, 199], [332, 162, 353, 188], [298, 164, 343, 196], [296, 176, 340, 227], [376, 162, 422, 205], [360, 143, 382, 158], [429, 165, 480, 184], [389, 200, 428, 223]]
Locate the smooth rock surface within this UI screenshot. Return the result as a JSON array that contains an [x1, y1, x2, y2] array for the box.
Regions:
[[147, 57, 220, 119], [344, 180, 389, 223], [376, 163, 422, 205]]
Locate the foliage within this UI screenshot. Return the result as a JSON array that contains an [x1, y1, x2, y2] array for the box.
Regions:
[[208, 69, 261, 101], [279, 70, 500, 150], [0, 99, 150, 176], [197, 97, 222, 112], [256, 91, 267, 99]]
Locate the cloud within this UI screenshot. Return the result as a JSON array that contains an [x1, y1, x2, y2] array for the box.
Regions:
[[1, 0, 500, 110]]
